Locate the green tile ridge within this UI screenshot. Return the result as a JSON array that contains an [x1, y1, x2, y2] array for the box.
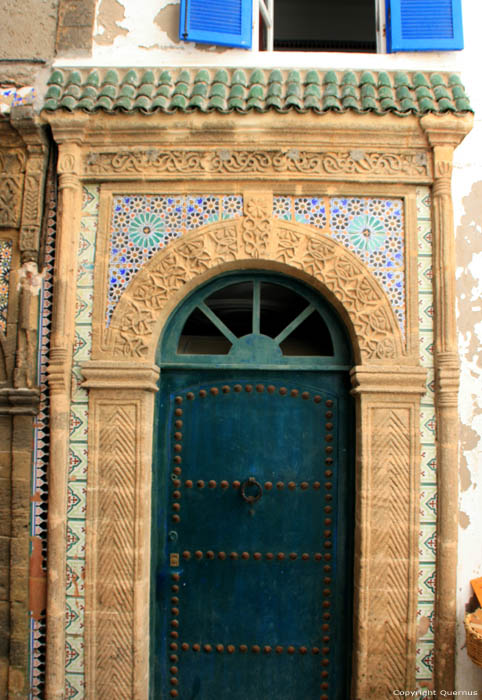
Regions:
[[41, 68, 473, 116]]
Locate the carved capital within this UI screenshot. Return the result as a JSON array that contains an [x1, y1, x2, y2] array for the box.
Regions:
[[435, 352, 459, 407], [81, 361, 159, 392], [0, 387, 40, 415], [421, 113, 473, 150], [46, 348, 70, 393], [350, 366, 427, 396]]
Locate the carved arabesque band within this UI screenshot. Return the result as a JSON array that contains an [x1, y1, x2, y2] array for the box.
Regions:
[[108, 211, 403, 363]]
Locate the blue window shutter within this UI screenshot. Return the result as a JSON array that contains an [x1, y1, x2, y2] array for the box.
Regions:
[[386, 0, 463, 52], [179, 0, 252, 49]]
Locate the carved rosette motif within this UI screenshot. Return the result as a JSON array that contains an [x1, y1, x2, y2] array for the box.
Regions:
[[0, 150, 26, 227], [84, 148, 431, 181], [108, 216, 402, 363]]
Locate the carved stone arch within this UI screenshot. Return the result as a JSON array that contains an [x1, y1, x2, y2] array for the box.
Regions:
[[107, 217, 403, 364]]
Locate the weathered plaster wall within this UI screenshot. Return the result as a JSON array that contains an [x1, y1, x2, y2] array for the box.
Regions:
[[0, 0, 59, 85]]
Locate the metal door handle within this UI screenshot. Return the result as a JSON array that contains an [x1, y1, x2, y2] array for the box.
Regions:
[[240, 477, 263, 504]]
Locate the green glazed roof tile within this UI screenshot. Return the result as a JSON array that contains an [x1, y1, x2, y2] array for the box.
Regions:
[[231, 69, 247, 86], [96, 95, 114, 110], [341, 71, 357, 86], [134, 95, 151, 110], [438, 98, 456, 111], [265, 95, 282, 110], [177, 69, 191, 85], [99, 85, 116, 99], [214, 69, 229, 85], [159, 70, 172, 85], [322, 95, 341, 110], [456, 97, 471, 110], [188, 95, 206, 109], [171, 94, 187, 109], [434, 85, 450, 100], [86, 70, 100, 87], [303, 95, 321, 109], [304, 84, 321, 98], [228, 97, 246, 110], [394, 71, 409, 87], [48, 70, 64, 86], [102, 70, 119, 86], [448, 74, 463, 86], [419, 97, 437, 111], [77, 97, 94, 110], [229, 84, 246, 98], [120, 84, 136, 99], [430, 73, 444, 87], [122, 69, 139, 86], [323, 71, 338, 85], [42, 68, 472, 116], [66, 71, 82, 86], [59, 95, 76, 110], [192, 83, 209, 98], [138, 84, 154, 98], [116, 95, 133, 110], [305, 70, 321, 85], [210, 83, 227, 98], [45, 85, 62, 99], [451, 85, 466, 99], [194, 69, 210, 84], [413, 72, 430, 88], [377, 72, 392, 88], [141, 70, 155, 85], [323, 84, 338, 98]]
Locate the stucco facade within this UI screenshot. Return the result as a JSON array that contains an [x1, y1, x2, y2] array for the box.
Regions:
[[1, 1, 482, 698]]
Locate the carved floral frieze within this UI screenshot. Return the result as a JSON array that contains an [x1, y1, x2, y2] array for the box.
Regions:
[[85, 148, 431, 181], [0, 150, 26, 227]]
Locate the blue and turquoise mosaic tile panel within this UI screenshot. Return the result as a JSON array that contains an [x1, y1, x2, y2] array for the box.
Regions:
[[64, 184, 99, 700], [107, 194, 243, 325], [0, 239, 13, 334], [273, 196, 405, 338], [415, 187, 436, 688]]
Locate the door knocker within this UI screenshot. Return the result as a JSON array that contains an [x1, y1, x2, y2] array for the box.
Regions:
[[240, 477, 263, 515]]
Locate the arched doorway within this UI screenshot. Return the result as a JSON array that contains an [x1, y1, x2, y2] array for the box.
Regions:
[[150, 271, 355, 699]]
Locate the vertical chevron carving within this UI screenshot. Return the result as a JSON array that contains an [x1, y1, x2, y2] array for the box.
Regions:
[[95, 404, 137, 699], [368, 407, 412, 694]]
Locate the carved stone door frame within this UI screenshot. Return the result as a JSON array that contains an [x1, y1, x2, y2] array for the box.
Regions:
[[42, 109, 473, 699]]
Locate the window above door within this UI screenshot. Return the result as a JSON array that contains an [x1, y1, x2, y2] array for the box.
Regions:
[[179, 0, 464, 53], [159, 273, 352, 370]]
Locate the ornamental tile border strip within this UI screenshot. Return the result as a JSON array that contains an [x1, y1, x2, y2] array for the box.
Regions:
[[64, 184, 99, 700], [29, 188, 56, 699], [0, 239, 13, 334], [415, 186, 436, 687], [42, 68, 472, 116]]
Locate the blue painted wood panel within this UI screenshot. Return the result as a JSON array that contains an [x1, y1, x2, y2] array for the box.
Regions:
[[151, 370, 353, 699], [179, 0, 252, 49], [386, 0, 463, 51]]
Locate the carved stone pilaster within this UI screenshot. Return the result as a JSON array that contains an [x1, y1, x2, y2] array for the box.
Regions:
[[45, 131, 85, 700], [82, 362, 159, 700], [421, 114, 473, 693], [350, 366, 427, 698]]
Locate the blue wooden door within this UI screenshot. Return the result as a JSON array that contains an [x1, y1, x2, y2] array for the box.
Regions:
[[151, 275, 353, 699]]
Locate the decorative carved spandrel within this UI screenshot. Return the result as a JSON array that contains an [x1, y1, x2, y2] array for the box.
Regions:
[[108, 219, 402, 364]]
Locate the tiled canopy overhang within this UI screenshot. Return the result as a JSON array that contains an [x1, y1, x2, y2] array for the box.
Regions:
[[41, 68, 473, 700]]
